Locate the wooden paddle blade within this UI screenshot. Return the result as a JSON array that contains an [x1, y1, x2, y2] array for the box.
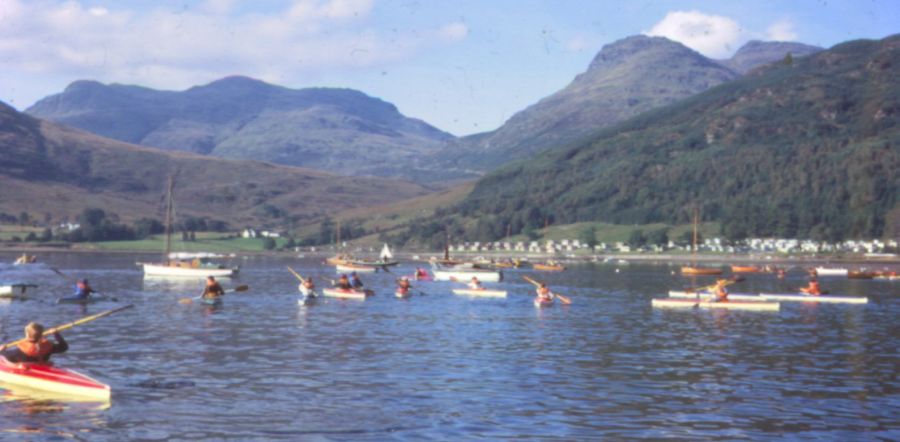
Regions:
[[287, 266, 306, 282], [178, 298, 194, 304], [523, 275, 541, 287], [557, 294, 572, 305]]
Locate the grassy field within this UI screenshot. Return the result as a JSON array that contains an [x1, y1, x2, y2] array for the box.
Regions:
[[79, 234, 288, 253], [0, 225, 44, 240]]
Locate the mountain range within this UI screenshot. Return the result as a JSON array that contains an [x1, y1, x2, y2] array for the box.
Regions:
[[0, 101, 427, 227], [26, 37, 821, 185], [429, 36, 822, 176], [26, 76, 454, 180], [447, 35, 899, 242]]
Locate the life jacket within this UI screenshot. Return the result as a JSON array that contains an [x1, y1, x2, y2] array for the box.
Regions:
[[17, 339, 54, 359], [807, 281, 821, 295], [398, 286, 409, 295], [715, 285, 728, 301], [537, 287, 552, 299], [468, 282, 482, 290]]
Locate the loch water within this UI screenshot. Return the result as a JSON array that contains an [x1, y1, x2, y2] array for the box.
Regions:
[[0, 252, 897, 441]]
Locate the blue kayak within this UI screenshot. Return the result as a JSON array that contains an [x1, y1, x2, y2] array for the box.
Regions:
[[201, 297, 223, 306]]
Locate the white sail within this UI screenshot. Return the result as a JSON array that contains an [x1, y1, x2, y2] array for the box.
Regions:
[[380, 243, 393, 260]]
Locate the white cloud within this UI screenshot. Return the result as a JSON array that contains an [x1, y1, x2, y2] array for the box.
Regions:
[[565, 35, 589, 52], [645, 10, 744, 58], [766, 19, 798, 41], [438, 22, 468, 42], [0, 0, 458, 98]]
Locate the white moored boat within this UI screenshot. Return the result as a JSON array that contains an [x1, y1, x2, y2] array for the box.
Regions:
[[814, 267, 848, 277], [0, 283, 37, 298], [432, 264, 502, 283], [652, 298, 780, 311], [335, 263, 378, 273], [141, 262, 237, 278], [758, 293, 868, 304], [451, 288, 507, 298]]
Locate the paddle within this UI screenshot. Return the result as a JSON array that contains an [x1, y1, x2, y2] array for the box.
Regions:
[[178, 284, 249, 304], [523, 275, 571, 304], [685, 275, 745, 293], [1, 304, 134, 348], [287, 266, 306, 283]]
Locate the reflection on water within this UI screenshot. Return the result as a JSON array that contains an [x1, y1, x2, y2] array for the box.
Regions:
[[0, 252, 897, 440]]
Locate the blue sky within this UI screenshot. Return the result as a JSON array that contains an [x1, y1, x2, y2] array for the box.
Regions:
[[0, 0, 897, 135]]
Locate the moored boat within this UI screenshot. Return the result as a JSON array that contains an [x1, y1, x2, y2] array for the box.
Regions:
[[681, 266, 724, 276], [533, 263, 566, 272], [651, 298, 780, 311], [814, 267, 848, 277], [322, 288, 373, 300], [452, 288, 507, 298], [12, 254, 37, 265], [847, 271, 877, 279], [141, 262, 238, 278], [0, 283, 37, 299], [758, 293, 868, 304], [731, 265, 763, 273], [0, 356, 111, 401], [432, 268, 502, 283], [335, 263, 379, 273]]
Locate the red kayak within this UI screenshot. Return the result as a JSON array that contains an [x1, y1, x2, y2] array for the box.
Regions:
[[533, 296, 554, 308], [0, 356, 110, 400]]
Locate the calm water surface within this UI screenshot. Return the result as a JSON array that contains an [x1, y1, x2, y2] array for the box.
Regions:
[[0, 252, 897, 441]]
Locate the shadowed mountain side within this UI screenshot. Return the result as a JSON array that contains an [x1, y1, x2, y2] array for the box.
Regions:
[[1, 102, 429, 226], [719, 40, 822, 74], [26, 76, 454, 181]]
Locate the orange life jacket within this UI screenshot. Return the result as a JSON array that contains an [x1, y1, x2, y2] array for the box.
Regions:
[[715, 285, 728, 301], [806, 281, 821, 295], [17, 339, 54, 359]]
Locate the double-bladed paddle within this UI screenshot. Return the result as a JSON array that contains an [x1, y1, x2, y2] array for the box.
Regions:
[[523, 275, 571, 304], [1, 304, 134, 348]]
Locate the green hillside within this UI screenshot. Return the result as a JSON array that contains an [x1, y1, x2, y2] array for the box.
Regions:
[[433, 35, 900, 243]]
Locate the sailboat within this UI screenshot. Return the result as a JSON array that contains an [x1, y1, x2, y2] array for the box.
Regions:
[[139, 176, 238, 278], [325, 219, 352, 265], [680, 208, 722, 276]]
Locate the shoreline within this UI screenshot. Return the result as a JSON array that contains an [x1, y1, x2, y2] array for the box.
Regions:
[[3, 244, 898, 268]]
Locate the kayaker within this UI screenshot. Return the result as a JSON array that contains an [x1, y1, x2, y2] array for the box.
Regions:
[[201, 276, 225, 300], [801, 278, 822, 295], [536, 283, 554, 303], [414, 268, 429, 280], [299, 277, 316, 297], [350, 272, 364, 289], [72, 279, 96, 301], [0, 322, 68, 364], [468, 276, 483, 290], [335, 274, 352, 290], [397, 276, 412, 296], [713, 279, 729, 302]]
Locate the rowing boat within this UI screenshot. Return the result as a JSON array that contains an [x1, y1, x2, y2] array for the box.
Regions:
[[534, 297, 553, 308], [757, 293, 868, 304], [321, 288, 373, 300], [452, 288, 507, 298], [667, 290, 760, 301], [0, 356, 111, 400], [335, 263, 378, 273], [651, 298, 780, 311]]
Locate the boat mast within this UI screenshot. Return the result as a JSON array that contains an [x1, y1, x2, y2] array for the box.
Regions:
[[691, 207, 699, 267], [163, 175, 175, 264], [444, 227, 450, 261]]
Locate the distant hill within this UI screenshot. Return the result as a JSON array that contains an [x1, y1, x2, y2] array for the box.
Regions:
[[25, 76, 454, 180], [431, 36, 825, 177], [0, 101, 428, 227], [718, 40, 822, 74], [447, 35, 900, 242]]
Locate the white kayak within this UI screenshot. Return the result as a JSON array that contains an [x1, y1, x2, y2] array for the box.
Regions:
[[758, 293, 868, 304], [452, 288, 507, 298], [668, 290, 759, 301], [652, 298, 780, 311], [321, 288, 373, 300]]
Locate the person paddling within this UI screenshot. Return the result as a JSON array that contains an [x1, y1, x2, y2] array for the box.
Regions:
[[0, 322, 68, 364], [335, 274, 352, 290], [299, 277, 316, 298], [414, 268, 429, 280], [536, 283, 554, 304], [201, 276, 225, 301], [713, 279, 730, 302], [72, 279, 96, 301], [468, 276, 483, 290], [800, 278, 822, 295], [397, 276, 412, 296], [350, 272, 365, 289]]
